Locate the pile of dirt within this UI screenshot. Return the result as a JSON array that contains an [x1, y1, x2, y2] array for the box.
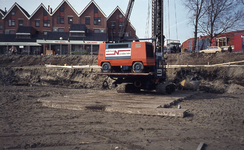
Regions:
[[1, 52, 243, 67], [165, 52, 244, 65], [0, 67, 110, 89], [167, 66, 244, 94], [0, 55, 98, 67]]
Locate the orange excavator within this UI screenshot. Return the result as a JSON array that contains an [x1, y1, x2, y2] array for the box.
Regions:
[[98, 0, 175, 94]]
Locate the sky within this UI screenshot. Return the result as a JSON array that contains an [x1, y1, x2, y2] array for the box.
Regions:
[[0, 0, 193, 43]]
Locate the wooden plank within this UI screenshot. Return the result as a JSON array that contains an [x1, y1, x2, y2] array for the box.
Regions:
[[38, 91, 194, 117], [196, 142, 205, 150], [105, 107, 187, 118], [214, 60, 244, 65], [96, 72, 153, 76]]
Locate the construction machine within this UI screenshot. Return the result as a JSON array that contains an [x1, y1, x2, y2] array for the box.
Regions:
[[98, 0, 175, 94]]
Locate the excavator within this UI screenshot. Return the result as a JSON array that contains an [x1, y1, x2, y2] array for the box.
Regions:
[[97, 0, 175, 94]]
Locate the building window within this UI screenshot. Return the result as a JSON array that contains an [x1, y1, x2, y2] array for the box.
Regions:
[[43, 9, 47, 16], [58, 28, 64, 32], [100, 29, 105, 33], [188, 40, 193, 51], [5, 30, 9, 34], [94, 17, 101, 25], [53, 27, 58, 32], [5, 30, 15, 34], [94, 6, 98, 13], [19, 19, 23, 26], [8, 19, 15, 26], [204, 38, 209, 49], [217, 37, 227, 47], [57, 16, 64, 24], [43, 20, 50, 27], [60, 4, 64, 12], [198, 39, 203, 50], [94, 29, 105, 33], [71, 33, 85, 37], [11, 9, 15, 15], [94, 29, 100, 33], [85, 17, 90, 25], [119, 22, 123, 29], [111, 21, 115, 29], [9, 30, 15, 34], [44, 31, 48, 35], [0, 23, 2, 29], [68, 17, 73, 24], [35, 20, 40, 27], [119, 12, 122, 18], [17, 35, 30, 39]]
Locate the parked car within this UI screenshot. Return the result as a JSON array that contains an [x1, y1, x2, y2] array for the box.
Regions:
[[199, 46, 223, 53]]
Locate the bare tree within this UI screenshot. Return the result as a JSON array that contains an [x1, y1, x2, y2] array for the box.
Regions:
[[183, 0, 206, 52], [199, 0, 244, 46]]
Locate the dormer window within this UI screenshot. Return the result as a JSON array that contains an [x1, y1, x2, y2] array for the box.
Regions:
[[70, 32, 85, 37], [16, 33, 31, 39], [69, 24, 87, 37]]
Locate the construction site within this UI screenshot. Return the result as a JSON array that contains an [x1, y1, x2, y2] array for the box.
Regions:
[[1, 0, 244, 149], [0, 52, 244, 150]]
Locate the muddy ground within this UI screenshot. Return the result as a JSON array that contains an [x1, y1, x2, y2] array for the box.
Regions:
[[0, 53, 244, 150]]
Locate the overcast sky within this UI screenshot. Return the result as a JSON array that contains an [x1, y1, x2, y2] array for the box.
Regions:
[[0, 0, 193, 43]]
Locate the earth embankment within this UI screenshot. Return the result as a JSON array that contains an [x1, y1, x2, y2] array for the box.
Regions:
[[0, 53, 244, 93]]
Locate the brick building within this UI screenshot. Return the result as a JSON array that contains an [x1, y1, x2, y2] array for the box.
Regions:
[[0, 0, 137, 55], [107, 6, 136, 42], [181, 30, 244, 52], [0, 9, 6, 34]]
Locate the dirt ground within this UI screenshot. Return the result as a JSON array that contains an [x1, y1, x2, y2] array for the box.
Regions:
[[1, 85, 244, 150], [1, 53, 244, 150]]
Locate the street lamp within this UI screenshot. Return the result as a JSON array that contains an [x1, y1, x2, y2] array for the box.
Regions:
[[60, 37, 63, 55]]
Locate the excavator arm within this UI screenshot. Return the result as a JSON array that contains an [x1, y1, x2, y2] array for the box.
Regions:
[[119, 0, 135, 42]]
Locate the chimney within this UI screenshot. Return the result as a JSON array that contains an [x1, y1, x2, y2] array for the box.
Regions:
[[50, 8, 52, 14], [5, 7, 7, 13], [48, 5, 50, 12]]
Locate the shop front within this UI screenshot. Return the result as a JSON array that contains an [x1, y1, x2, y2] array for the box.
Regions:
[[0, 42, 41, 55], [37, 39, 102, 55]]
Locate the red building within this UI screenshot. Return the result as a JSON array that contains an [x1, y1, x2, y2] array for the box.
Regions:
[[29, 3, 52, 35], [181, 30, 244, 52], [0, 9, 6, 34], [80, 1, 107, 34], [2, 3, 30, 34], [0, 0, 137, 55]]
